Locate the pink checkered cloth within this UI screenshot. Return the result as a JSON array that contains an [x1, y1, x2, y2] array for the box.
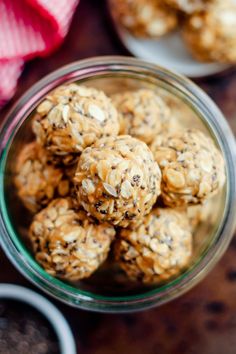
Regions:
[[0, 0, 79, 108]]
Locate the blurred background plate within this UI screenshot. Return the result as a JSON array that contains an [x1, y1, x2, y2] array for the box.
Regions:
[[109, 4, 231, 78]]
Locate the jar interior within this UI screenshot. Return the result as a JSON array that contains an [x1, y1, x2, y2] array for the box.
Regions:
[[2, 73, 227, 298]]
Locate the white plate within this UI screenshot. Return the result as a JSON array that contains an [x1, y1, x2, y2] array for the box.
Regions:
[[110, 13, 231, 78]]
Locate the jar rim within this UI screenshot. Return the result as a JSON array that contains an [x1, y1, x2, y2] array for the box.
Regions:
[[0, 56, 236, 312]]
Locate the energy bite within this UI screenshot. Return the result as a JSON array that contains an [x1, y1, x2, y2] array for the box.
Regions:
[[161, 94, 193, 130], [32, 84, 119, 165], [183, 1, 236, 63], [151, 129, 225, 207], [15, 142, 71, 213], [110, 0, 178, 38], [74, 135, 161, 227], [186, 198, 215, 230], [111, 89, 170, 144], [13, 79, 228, 289], [114, 208, 192, 283], [29, 198, 115, 280]]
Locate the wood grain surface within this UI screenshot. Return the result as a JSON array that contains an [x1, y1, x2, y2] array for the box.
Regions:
[[0, 1, 236, 353]]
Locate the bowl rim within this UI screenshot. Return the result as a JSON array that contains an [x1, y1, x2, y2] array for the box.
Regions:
[[0, 283, 76, 354], [0, 56, 236, 312]]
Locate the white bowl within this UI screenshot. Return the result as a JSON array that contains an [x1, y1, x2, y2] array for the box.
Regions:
[[0, 284, 76, 354], [117, 28, 230, 78]]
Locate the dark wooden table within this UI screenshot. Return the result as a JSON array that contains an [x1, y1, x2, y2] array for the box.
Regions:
[[1, 1, 236, 353]]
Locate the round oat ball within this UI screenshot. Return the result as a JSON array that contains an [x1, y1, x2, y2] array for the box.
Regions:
[[163, 0, 219, 14], [111, 89, 170, 144], [74, 135, 161, 227], [110, 0, 178, 38], [14, 142, 71, 213], [187, 198, 215, 230], [161, 94, 194, 131], [32, 84, 119, 165], [183, 1, 236, 63], [114, 208, 192, 283], [151, 129, 225, 207], [29, 198, 115, 281]]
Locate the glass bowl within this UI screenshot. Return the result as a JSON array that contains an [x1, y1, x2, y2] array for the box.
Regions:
[[0, 56, 236, 313]]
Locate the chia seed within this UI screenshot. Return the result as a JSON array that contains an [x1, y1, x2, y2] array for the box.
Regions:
[[0, 300, 60, 354]]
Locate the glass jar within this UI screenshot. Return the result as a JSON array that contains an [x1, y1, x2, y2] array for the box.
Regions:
[[0, 56, 236, 313]]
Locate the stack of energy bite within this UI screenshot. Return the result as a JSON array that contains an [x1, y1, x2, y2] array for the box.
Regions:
[[14, 83, 225, 284], [110, 0, 236, 64]]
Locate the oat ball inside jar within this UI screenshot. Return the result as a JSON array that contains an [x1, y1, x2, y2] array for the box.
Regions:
[[29, 198, 115, 281], [183, 1, 236, 63], [14, 142, 71, 213], [111, 89, 170, 144], [114, 208, 192, 283], [110, 0, 178, 38], [32, 84, 119, 165], [74, 135, 161, 227], [186, 198, 215, 230], [151, 129, 225, 207]]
